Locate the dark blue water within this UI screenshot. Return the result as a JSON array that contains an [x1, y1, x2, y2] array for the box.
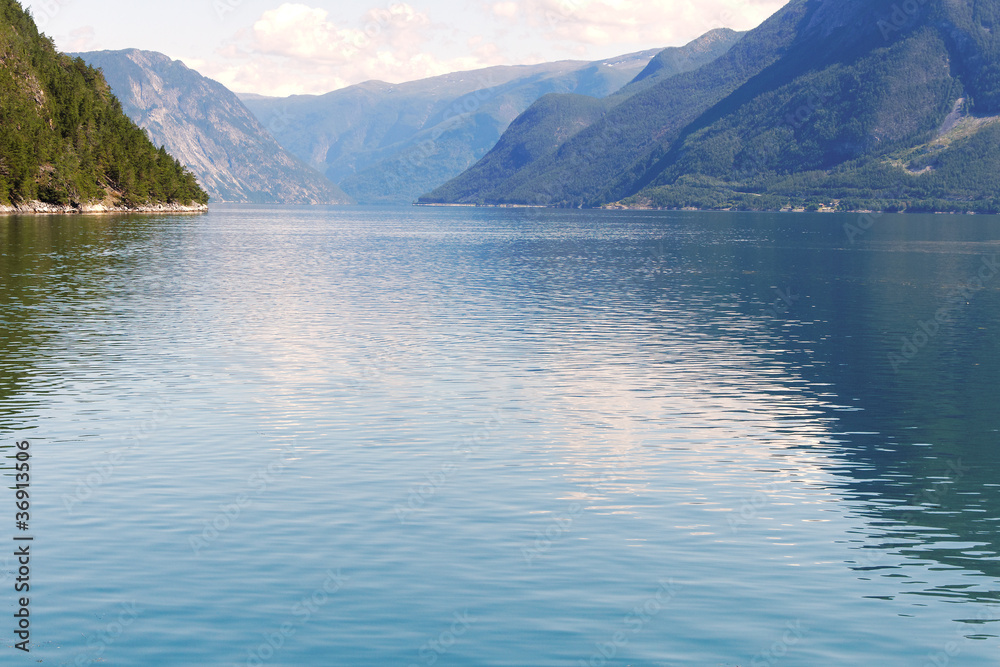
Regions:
[[2, 205, 999, 665]]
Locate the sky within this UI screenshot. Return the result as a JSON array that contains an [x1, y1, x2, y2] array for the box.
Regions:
[[24, 0, 788, 97]]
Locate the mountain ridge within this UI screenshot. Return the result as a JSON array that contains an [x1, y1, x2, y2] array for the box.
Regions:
[[240, 49, 663, 203], [76, 48, 352, 205], [421, 0, 1000, 214], [421, 28, 745, 205]]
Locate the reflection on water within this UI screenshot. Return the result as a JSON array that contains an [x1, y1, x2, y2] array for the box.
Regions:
[[2, 205, 1000, 665]]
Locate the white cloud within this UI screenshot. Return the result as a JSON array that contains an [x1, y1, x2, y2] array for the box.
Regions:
[[57, 25, 100, 52], [493, 0, 787, 46], [251, 3, 430, 63], [491, 2, 519, 18], [197, 3, 507, 96], [191, 0, 788, 96]]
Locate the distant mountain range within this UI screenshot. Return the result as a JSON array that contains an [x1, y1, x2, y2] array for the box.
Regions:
[[422, 28, 743, 205], [67, 31, 749, 208], [77, 49, 351, 204], [422, 0, 1000, 213], [51, 0, 1000, 214], [239, 49, 673, 204]]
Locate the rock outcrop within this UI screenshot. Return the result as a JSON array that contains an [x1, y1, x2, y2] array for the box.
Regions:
[[77, 49, 352, 205]]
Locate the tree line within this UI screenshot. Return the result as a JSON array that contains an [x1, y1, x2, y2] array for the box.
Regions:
[[0, 0, 207, 207]]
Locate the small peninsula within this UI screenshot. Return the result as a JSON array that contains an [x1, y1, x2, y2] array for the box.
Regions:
[[0, 0, 208, 214]]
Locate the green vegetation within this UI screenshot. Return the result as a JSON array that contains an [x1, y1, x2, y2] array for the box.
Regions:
[[424, 0, 1000, 214], [420, 28, 747, 205], [0, 0, 206, 208], [621, 118, 1000, 214], [625, 16, 1000, 214]]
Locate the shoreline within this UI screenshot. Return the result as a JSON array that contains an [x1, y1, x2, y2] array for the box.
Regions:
[[413, 202, 549, 208], [0, 201, 208, 215], [414, 202, 981, 215]]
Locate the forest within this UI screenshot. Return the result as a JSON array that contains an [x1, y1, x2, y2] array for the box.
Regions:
[[0, 0, 207, 208]]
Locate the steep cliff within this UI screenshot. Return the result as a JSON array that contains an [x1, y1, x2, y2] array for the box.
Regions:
[[79, 49, 351, 204]]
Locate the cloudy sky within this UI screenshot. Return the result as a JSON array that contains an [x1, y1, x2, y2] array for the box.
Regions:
[[25, 0, 788, 97]]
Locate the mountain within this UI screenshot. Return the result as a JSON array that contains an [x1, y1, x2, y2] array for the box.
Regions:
[[623, 0, 1000, 212], [77, 49, 351, 204], [240, 50, 661, 204], [421, 0, 1000, 213], [616, 28, 746, 96], [420, 7, 808, 206], [0, 0, 206, 212], [421, 28, 744, 205]]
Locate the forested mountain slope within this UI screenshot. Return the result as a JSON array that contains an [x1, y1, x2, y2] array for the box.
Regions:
[[424, 0, 1000, 213], [421, 28, 744, 205], [0, 0, 206, 211]]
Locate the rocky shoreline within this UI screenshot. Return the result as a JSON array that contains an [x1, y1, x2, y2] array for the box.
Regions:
[[0, 201, 208, 215]]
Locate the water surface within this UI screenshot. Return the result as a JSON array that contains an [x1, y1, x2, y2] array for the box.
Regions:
[[2, 205, 999, 665]]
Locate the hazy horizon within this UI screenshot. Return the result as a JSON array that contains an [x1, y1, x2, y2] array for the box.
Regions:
[[24, 0, 788, 96]]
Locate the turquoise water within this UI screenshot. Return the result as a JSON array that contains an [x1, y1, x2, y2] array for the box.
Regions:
[[2, 205, 999, 665]]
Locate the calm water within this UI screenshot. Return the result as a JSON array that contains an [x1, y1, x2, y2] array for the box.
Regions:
[[2, 205, 1000, 666]]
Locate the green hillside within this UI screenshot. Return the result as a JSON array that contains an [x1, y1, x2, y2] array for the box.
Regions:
[[0, 0, 206, 209], [420, 8, 806, 206], [622, 0, 1000, 213], [424, 0, 1000, 213], [420, 28, 744, 205]]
